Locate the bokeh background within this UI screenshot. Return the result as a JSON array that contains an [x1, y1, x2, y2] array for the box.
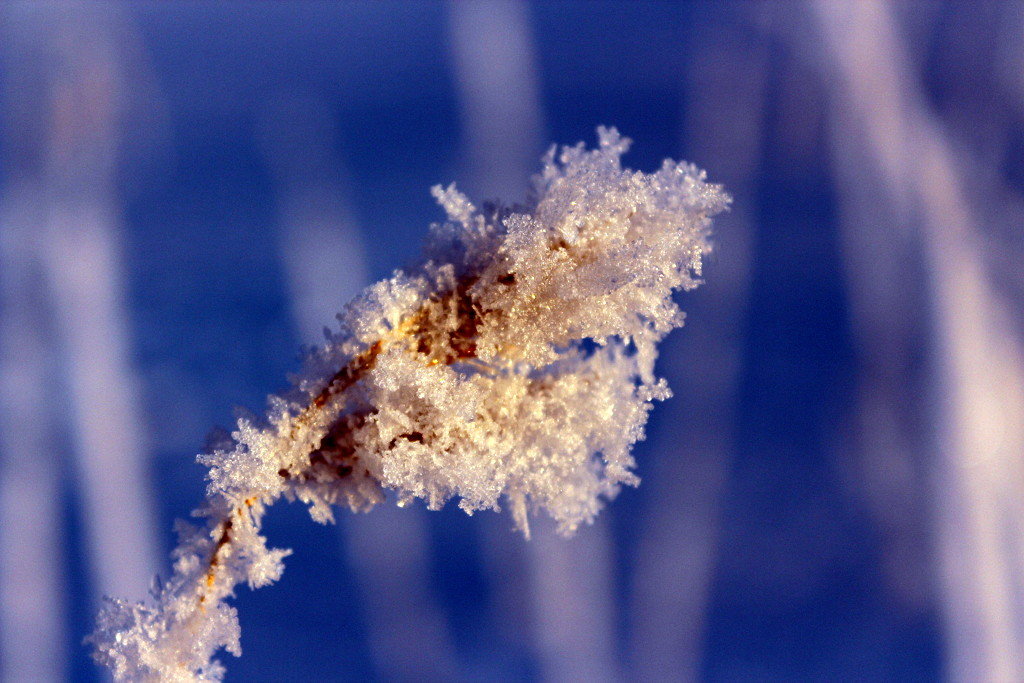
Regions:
[[2, 1, 1024, 680]]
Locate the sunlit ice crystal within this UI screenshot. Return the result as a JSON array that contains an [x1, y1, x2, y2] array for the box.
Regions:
[[88, 127, 729, 681]]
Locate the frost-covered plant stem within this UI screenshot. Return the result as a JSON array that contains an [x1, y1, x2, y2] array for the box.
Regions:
[[89, 128, 728, 681]]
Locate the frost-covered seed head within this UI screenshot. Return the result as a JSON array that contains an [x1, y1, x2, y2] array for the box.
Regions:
[[89, 128, 729, 681]]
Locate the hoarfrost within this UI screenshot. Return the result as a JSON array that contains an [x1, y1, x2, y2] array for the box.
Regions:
[[89, 128, 729, 680]]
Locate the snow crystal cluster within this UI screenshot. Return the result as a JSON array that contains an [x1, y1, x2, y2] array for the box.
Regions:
[[89, 127, 729, 681]]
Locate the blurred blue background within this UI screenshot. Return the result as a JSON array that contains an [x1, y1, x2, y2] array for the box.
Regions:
[[2, 1, 1024, 681]]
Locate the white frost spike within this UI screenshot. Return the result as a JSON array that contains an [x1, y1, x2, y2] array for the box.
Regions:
[[89, 128, 728, 680]]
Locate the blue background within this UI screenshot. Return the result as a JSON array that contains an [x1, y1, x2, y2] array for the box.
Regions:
[[3, 1, 1023, 681]]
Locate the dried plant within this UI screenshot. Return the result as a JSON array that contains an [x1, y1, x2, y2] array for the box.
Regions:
[[89, 128, 728, 681]]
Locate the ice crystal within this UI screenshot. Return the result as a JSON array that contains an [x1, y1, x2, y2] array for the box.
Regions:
[[89, 127, 729, 681]]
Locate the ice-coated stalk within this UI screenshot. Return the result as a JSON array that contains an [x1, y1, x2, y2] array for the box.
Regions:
[[89, 128, 729, 681]]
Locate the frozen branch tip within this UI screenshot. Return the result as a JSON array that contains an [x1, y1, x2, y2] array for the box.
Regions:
[[89, 127, 729, 681]]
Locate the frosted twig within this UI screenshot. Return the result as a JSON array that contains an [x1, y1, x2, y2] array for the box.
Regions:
[[89, 128, 728, 681]]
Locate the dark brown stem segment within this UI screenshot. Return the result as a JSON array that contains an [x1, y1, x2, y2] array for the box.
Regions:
[[194, 271, 501, 607], [197, 338, 385, 607]]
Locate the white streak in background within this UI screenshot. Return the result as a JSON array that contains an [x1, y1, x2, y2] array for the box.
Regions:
[[628, 19, 765, 680], [37, 10, 160, 602], [932, 4, 1024, 332], [446, 0, 543, 203], [525, 517, 617, 683], [0, 189, 67, 682], [256, 98, 367, 339], [828, 114, 935, 618], [345, 503, 458, 680], [256, 96, 459, 679], [813, 1, 1024, 679], [446, 2, 617, 680]]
